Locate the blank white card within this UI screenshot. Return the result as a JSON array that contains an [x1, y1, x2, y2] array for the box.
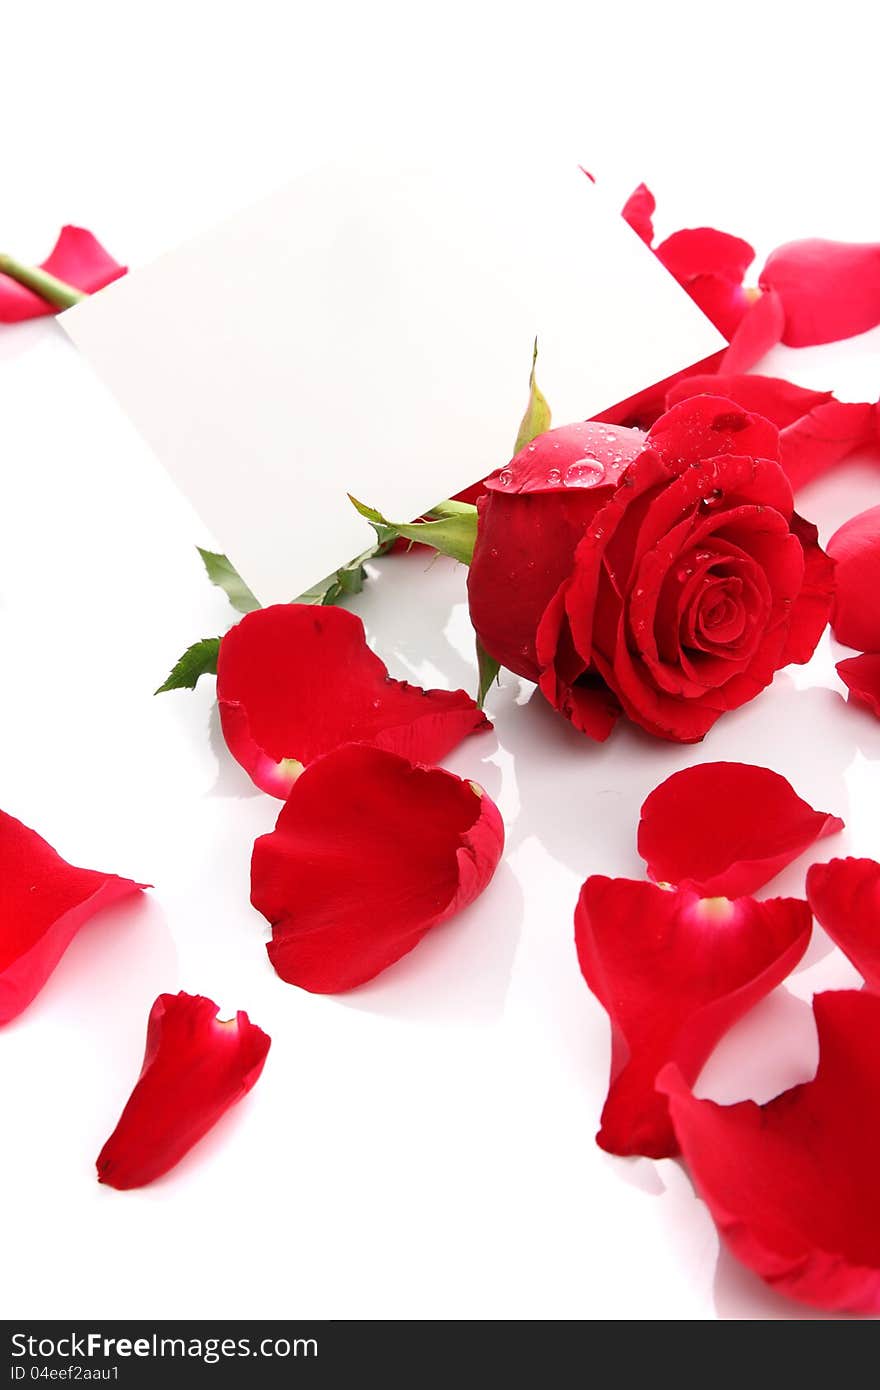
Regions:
[[62, 161, 724, 605]]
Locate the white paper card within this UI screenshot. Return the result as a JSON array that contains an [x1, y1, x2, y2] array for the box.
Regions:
[[62, 162, 724, 605]]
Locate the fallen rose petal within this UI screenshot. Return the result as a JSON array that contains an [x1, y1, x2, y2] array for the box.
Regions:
[[718, 285, 785, 372], [97, 992, 270, 1190], [806, 858, 880, 991], [760, 239, 880, 347], [0, 811, 144, 1024], [837, 652, 880, 717], [621, 183, 656, 245], [655, 228, 755, 340], [217, 604, 490, 798], [827, 506, 880, 652], [658, 991, 880, 1313], [0, 226, 126, 323], [576, 877, 810, 1158], [656, 227, 755, 288], [638, 762, 844, 896], [251, 744, 504, 993]]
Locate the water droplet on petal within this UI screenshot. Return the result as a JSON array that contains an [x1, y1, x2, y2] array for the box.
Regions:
[[563, 457, 605, 488], [498, 469, 513, 487], [547, 468, 562, 484]]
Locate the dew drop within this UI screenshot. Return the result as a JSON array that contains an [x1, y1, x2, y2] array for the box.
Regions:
[[498, 469, 513, 487], [563, 457, 605, 488], [547, 468, 562, 484]]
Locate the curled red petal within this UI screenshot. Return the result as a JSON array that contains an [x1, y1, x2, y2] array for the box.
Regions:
[[665, 373, 835, 430], [781, 512, 834, 665], [837, 652, 880, 718], [97, 992, 270, 1189], [827, 506, 880, 652], [0, 811, 144, 1024], [469, 422, 643, 677], [659, 992, 880, 1313], [621, 183, 655, 245], [654, 228, 755, 339], [760, 239, 880, 347], [217, 604, 490, 797], [638, 762, 844, 897], [665, 374, 877, 491], [251, 744, 504, 993], [719, 286, 785, 372], [656, 227, 755, 287], [0, 226, 127, 323], [806, 858, 880, 992], [646, 394, 780, 471], [576, 877, 811, 1158]]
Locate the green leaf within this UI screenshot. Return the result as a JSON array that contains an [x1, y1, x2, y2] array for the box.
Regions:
[[349, 495, 478, 567], [294, 538, 393, 606], [513, 337, 552, 455], [476, 639, 501, 708], [155, 637, 221, 694], [196, 548, 260, 615]]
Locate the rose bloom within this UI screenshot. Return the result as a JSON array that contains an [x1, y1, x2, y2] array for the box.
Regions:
[[467, 396, 833, 742]]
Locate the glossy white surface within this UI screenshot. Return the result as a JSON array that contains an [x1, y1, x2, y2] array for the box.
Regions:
[[1, 0, 878, 1321]]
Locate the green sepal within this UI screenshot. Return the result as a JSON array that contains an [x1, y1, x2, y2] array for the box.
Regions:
[[349, 495, 478, 567], [476, 639, 501, 708], [512, 336, 551, 456]]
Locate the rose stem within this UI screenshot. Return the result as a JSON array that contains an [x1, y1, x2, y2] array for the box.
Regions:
[[0, 253, 86, 309]]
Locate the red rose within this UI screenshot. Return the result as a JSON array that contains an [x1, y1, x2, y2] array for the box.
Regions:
[[468, 396, 833, 742]]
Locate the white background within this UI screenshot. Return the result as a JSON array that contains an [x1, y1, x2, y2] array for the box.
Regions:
[[1, 0, 879, 1321]]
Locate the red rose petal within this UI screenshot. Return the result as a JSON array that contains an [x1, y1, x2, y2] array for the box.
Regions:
[[666, 373, 835, 430], [827, 506, 880, 652], [575, 877, 811, 1158], [782, 512, 836, 664], [469, 421, 643, 677], [646, 394, 780, 471], [666, 374, 877, 491], [654, 229, 755, 341], [658, 992, 880, 1313], [217, 604, 490, 798], [760, 239, 880, 347], [621, 183, 655, 245], [720, 286, 785, 372], [638, 762, 844, 897], [656, 227, 755, 287], [837, 652, 880, 717], [0, 811, 144, 1024], [251, 744, 504, 993], [97, 992, 270, 1190], [0, 226, 126, 323], [806, 858, 880, 992]]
